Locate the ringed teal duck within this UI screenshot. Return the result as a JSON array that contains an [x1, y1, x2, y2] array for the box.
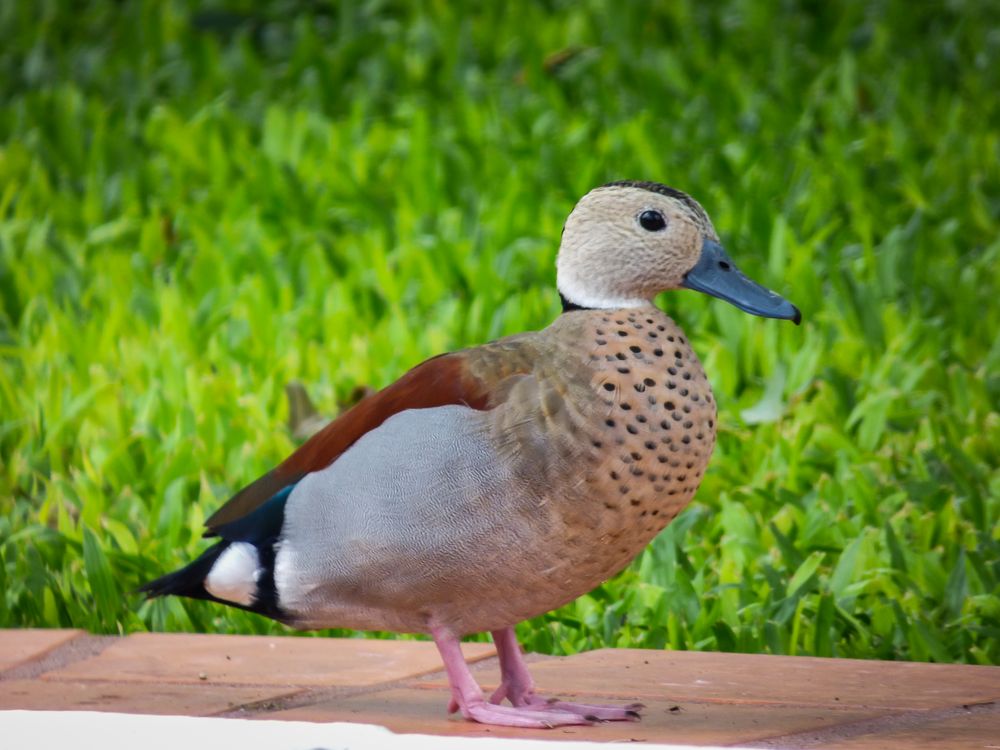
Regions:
[[141, 180, 800, 728]]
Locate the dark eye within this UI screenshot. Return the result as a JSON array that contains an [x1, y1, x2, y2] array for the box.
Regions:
[[639, 210, 667, 231]]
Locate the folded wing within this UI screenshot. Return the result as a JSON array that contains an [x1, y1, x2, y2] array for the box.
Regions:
[[205, 351, 510, 533]]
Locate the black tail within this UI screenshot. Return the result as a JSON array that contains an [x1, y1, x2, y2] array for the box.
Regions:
[[137, 542, 227, 601], [138, 488, 293, 622]]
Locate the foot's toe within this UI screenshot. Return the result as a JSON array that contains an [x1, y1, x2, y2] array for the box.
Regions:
[[464, 701, 593, 728], [523, 696, 643, 722]]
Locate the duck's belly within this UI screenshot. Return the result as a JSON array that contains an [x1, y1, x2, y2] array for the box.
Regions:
[[274, 404, 619, 636], [278, 309, 718, 637]]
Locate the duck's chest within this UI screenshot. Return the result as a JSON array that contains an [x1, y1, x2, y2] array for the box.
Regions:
[[572, 309, 717, 535]]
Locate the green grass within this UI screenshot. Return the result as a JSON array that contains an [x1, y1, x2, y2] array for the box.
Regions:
[[1, 1, 998, 665]]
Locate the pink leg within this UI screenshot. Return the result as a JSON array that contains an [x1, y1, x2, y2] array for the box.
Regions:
[[431, 626, 593, 728], [489, 627, 642, 722]]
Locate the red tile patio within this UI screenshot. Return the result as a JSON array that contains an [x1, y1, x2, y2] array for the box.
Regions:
[[0, 629, 997, 748]]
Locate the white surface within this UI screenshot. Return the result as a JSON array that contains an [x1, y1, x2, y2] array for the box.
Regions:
[[0, 710, 755, 750]]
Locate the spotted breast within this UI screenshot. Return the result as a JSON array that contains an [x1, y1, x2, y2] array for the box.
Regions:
[[487, 304, 716, 612]]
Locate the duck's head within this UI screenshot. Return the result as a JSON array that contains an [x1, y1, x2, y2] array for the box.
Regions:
[[556, 180, 801, 323]]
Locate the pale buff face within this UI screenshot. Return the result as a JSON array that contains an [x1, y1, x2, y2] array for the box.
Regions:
[[556, 183, 719, 309]]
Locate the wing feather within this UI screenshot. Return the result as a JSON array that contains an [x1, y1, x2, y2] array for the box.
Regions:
[[204, 351, 506, 532]]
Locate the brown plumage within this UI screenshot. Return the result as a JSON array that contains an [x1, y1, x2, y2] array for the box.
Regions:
[[142, 181, 799, 729]]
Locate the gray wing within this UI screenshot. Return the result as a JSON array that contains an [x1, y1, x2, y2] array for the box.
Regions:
[[272, 403, 550, 633]]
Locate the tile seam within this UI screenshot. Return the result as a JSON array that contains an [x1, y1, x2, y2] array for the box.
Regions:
[[739, 698, 1000, 749], [0, 634, 116, 683], [212, 655, 502, 718]]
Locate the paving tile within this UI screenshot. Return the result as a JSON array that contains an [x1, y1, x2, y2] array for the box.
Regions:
[[821, 708, 1000, 749], [268, 685, 886, 744], [43, 633, 494, 687], [0, 678, 298, 716], [419, 648, 1000, 711], [0, 629, 83, 672]]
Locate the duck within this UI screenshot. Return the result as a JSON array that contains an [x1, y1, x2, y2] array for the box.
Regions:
[[140, 180, 800, 728]]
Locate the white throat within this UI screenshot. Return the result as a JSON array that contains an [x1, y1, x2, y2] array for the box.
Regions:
[[557, 273, 649, 310]]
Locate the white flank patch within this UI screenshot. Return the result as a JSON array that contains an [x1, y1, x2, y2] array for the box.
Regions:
[[273, 540, 308, 612], [204, 542, 261, 606]]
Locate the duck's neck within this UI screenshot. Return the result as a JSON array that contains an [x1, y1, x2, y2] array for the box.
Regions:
[[556, 279, 650, 312]]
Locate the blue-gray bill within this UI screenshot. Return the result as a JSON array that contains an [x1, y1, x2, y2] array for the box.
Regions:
[[681, 239, 801, 324]]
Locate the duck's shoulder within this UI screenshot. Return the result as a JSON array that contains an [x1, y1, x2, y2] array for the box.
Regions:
[[204, 334, 543, 532]]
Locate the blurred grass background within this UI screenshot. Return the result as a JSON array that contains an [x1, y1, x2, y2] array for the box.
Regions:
[[1, 0, 998, 664]]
